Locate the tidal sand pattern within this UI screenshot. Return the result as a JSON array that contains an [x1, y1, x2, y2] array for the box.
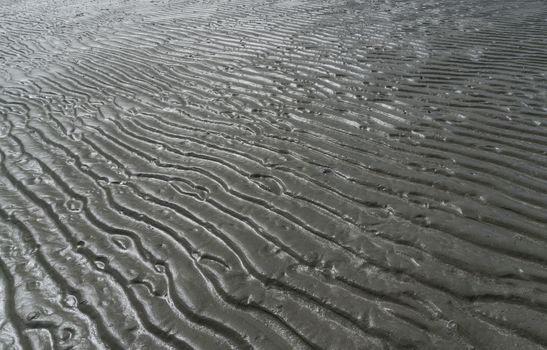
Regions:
[[1, 0, 547, 349]]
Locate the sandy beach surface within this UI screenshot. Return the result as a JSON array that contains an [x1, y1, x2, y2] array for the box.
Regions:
[[1, 0, 547, 349]]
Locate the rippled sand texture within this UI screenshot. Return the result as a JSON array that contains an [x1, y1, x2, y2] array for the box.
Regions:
[[1, 0, 547, 348]]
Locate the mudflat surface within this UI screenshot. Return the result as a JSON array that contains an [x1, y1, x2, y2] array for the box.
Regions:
[[1, 0, 547, 349]]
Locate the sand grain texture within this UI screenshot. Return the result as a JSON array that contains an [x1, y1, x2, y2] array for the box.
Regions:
[[1, 0, 547, 349]]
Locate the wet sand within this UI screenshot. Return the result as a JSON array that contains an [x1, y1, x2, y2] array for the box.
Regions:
[[1, 0, 547, 349]]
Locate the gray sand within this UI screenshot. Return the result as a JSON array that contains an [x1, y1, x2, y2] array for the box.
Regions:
[[1, 0, 547, 349]]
